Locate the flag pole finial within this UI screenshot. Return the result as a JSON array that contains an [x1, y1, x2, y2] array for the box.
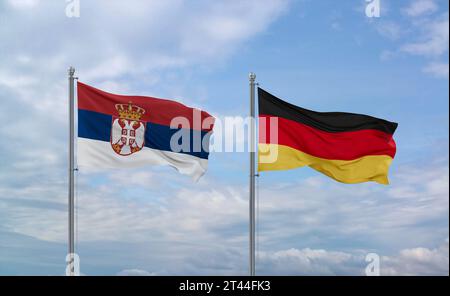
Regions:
[[68, 66, 75, 76]]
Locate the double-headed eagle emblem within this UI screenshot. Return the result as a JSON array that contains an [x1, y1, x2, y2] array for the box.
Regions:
[[111, 102, 146, 156]]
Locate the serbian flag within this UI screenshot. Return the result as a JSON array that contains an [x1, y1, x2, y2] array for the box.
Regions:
[[77, 82, 214, 181], [258, 88, 398, 184]]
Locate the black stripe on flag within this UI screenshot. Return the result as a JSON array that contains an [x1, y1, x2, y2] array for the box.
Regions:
[[258, 88, 398, 135]]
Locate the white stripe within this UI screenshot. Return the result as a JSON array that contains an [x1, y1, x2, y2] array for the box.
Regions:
[[77, 138, 208, 181]]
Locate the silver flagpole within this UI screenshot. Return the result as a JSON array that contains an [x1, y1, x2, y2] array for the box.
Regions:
[[249, 72, 256, 276], [68, 67, 76, 276]]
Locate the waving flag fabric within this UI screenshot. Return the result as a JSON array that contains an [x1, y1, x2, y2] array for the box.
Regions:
[[77, 82, 214, 180], [258, 88, 398, 184]]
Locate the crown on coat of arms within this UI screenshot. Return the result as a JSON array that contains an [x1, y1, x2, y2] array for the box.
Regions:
[[115, 102, 145, 120]]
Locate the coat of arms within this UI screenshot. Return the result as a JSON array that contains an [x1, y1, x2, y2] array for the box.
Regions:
[[111, 102, 146, 156]]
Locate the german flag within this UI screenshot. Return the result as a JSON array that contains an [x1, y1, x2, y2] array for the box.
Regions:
[[258, 88, 398, 185]]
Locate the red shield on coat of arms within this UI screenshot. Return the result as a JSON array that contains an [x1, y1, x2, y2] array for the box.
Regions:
[[111, 102, 146, 156]]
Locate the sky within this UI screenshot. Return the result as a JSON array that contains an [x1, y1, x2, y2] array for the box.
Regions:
[[0, 0, 448, 275]]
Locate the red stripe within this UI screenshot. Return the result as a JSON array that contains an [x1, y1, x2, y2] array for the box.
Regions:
[[77, 82, 214, 131], [259, 115, 396, 160]]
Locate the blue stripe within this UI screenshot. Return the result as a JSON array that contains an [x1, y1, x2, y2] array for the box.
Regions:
[[78, 110, 111, 142], [78, 109, 211, 159]]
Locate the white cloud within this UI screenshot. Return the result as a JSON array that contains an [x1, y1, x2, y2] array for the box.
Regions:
[[257, 239, 449, 275], [0, 154, 447, 274], [376, 21, 403, 40], [382, 239, 449, 275], [111, 239, 449, 275], [7, 0, 40, 9], [258, 248, 357, 275], [331, 22, 341, 31], [0, 0, 289, 120], [403, 0, 438, 17], [423, 62, 449, 78], [0, 153, 448, 275], [0, 71, 37, 89], [401, 13, 449, 57], [379, 50, 399, 61], [374, 5, 448, 79]]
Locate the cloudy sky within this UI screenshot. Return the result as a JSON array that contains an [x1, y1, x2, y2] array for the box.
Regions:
[[0, 0, 448, 275]]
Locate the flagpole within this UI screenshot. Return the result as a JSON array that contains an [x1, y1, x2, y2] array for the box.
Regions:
[[68, 66, 76, 276], [249, 72, 256, 276]]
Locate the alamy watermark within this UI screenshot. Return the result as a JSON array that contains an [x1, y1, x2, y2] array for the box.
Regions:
[[365, 253, 380, 276], [365, 0, 381, 18], [65, 253, 80, 276], [166, 112, 280, 163], [65, 0, 80, 18]]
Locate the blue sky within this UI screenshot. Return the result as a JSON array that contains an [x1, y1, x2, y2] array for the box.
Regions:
[[0, 0, 448, 275]]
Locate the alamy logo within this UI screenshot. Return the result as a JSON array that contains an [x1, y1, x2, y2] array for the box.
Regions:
[[65, 253, 80, 276], [365, 0, 381, 18], [365, 253, 380, 276], [66, 0, 80, 18]]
